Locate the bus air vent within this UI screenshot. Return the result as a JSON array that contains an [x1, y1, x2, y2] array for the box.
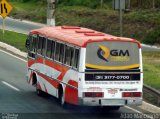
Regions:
[[75, 30, 95, 33], [84, 33, 105, 36], [61, 26, 81, 29]]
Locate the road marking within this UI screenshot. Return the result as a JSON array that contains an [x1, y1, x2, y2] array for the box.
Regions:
[[142, 101, 160, 113], [0, 49, 27, 62], [125, 106, 142, 113], [125, 106, 154, 119], [2, 81, 20, 92]]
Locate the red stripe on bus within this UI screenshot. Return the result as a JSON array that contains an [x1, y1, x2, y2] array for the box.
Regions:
[[36, 56, 44, 63], [28, 58, 69, 82], [45, 60, 69, 81], [68, 80, 78, 88], [28, 59, 35, 67], [65, 80, 78, 105], [37, 72, 59, 89]]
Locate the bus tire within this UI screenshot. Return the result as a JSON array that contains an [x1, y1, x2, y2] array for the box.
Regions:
[[58, 85, 66, 108], [36, 82, 43, 96]]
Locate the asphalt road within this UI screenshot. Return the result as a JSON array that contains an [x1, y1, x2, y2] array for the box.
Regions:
[[0, 17, 160, 51], [0, 50, 152, 119], [0, 17, 45, 34]]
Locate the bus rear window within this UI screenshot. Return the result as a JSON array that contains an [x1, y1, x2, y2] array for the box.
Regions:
[[86, 41, 140, 70]]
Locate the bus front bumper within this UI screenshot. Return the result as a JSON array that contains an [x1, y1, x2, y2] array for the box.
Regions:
[[78, 98, 142, 106]]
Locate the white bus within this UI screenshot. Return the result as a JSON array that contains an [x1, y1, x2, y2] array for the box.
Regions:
[[26, 26, 143, 110]]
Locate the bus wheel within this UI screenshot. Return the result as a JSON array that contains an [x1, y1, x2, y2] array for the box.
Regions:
[[36, 83, 43, 96], [58, 86, 66, 108]]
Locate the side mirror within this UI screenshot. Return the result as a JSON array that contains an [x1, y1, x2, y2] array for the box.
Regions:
[[25, 38, 30, 50]]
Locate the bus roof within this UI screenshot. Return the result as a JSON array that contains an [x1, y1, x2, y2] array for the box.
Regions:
[[31, 26, 141, 48]]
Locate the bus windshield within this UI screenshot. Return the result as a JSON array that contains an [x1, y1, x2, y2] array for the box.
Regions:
[[85, 41, 140, 70]]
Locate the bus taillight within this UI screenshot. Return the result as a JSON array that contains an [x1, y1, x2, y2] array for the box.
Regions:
[[84, 92, 104, 97], [122, 92, 142, 97], [122, 92, 132, 97], [132, 92, 142, 97]]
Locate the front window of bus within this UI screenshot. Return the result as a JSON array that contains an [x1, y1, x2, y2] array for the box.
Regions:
[[85, 41, 140, 70]]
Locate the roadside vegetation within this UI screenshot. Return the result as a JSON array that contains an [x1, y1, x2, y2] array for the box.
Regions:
[[0, 30, 27, 52], [143, 52, 160, 90], [143, 52, 160, 106], [8, 0, 160, 46]]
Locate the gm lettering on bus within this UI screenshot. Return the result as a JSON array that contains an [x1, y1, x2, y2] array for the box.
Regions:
[[110, 50, 129, 56], [97, 45, 130, 62]]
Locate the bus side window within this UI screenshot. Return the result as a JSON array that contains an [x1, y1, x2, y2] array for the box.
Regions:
[[55, 42, 60, 61], [70, 47, 74, 66], [64, 45, 70, 66], [27, 34, 37, 58], [74, 49, 80, 69], [29, 35, 33, 51], [42, 37, 46, 56], [32, 35, 37, 53], [37, 36, 43, 55], [46, 39, 52, 58], [51, 41, 55, 60], [59, 44, 65, 63]]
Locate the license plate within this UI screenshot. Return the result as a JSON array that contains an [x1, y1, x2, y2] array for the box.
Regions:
[[101, 99, 125, 106]]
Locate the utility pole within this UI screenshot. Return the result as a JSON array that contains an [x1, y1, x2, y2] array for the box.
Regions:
[[100, 0, 103, 8], [128, 0, 131, 9], [153, 0, 155, 9], [47, 0, 56, 26], [113, 0, 125, 37], [119, 0, 123, 37]]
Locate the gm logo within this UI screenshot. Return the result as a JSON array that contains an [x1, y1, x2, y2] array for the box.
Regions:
[[97, 45, 130, 62]]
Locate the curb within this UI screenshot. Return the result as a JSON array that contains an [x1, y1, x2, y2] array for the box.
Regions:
[[6, 17, 46, 27], [0, 42, 27, 60], [139, 101, 160, 113], [0, 41, 160, 113]]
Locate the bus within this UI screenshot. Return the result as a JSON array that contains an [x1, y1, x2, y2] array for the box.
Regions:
[[26, 26, 143, 109]]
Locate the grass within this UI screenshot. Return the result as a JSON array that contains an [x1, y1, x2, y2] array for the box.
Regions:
[[142, 51, 160, 106], [9, 1, 46, 23], [143, 51, 160, 90], [0, 30, 27, 52]]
